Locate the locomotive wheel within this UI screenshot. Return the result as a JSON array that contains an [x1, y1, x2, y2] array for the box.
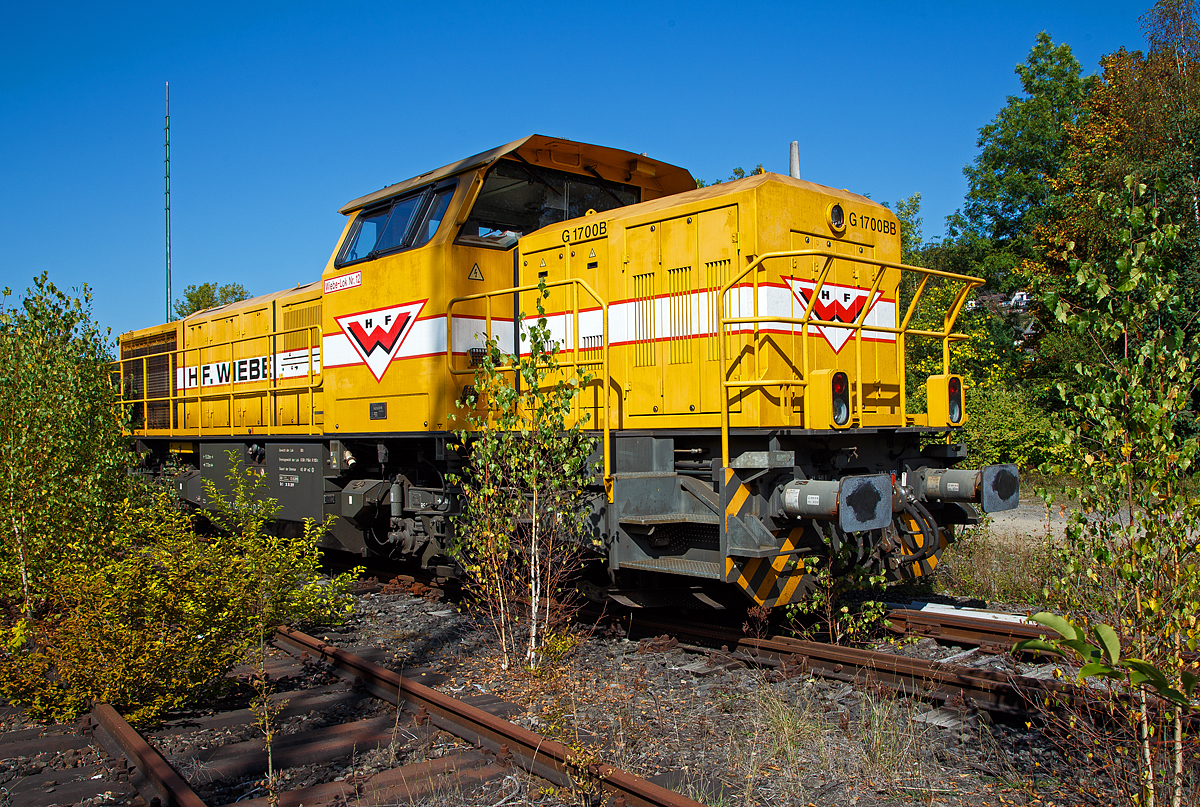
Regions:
[[886, 514, 955, 582]]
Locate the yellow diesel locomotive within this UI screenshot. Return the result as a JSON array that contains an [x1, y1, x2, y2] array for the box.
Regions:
[[116, 135, 1018, 609]]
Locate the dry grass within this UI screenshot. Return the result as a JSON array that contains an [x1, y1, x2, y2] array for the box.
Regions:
[[934, 517, 1056, 606], [857, 688, 932, 783], [715, 675, 946, 804], [446, 635, 1038, 806]]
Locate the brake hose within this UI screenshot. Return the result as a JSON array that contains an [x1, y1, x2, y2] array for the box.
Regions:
[[898, 498, 942, 566]]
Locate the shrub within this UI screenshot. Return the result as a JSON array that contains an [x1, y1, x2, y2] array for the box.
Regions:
[[0, 460, 356, 726], [1040, 177, 1200, 806], [962, 383, 1060, 469], [449, 281, 596, 671], [0, 277, 358, 725], [0, 275, 133, 618]]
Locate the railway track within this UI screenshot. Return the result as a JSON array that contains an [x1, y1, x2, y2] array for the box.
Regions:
[[347, 556, 1068, 722], [1, 626, 705, 807], [347, 553, 1058, 661], [617, 607, 1075, 721], [886, 603, 1052, 652], [732, 635, 1067, 718], [0, 575, 1079, 806]]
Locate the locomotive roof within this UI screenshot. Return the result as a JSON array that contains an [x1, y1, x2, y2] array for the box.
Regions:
[[181, 280, 322, 321], [338, 135, 696, 215], [606, 170, 882, 215], [119, 280, 324, 341]]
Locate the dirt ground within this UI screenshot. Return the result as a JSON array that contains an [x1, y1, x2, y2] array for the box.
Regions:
[[978, 498, 1069, 543], [331, 585, 1111, 807]]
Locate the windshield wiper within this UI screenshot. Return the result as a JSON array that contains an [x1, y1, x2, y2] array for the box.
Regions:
[[583, 165, 626, 208], [512, 154, 559, 196]]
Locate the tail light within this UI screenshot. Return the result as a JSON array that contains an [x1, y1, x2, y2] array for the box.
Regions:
[[807, 369, 852, 430], [831, 370, 850, 426], [926, 374, 965, 427], [947, 376, 962, 423]]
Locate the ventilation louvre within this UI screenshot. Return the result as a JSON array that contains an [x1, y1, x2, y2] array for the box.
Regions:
[[280, 304, 322, 351], [633, 272, 655, 367], [667, 266, 692, 364]]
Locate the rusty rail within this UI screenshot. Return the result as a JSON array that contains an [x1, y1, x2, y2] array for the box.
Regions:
[[738, 635, 1073, 716], [887, 608, 1051, 653], [87, 703, 207, 807], [274, 626, 704, 807]]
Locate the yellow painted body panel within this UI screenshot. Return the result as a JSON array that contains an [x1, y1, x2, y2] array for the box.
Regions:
[[116, 281, 324, 438], [508, 173, 962, 439]]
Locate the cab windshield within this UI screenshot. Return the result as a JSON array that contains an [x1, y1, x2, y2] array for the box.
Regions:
[[456, 161, 639, 248]]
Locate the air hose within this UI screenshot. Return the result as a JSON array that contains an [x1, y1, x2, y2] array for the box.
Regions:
[[896, 497, 942, 566]]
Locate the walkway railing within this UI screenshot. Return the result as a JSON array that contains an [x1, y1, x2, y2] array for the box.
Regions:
[[717, 249, 983, 466], [112, 323, 323, 437]]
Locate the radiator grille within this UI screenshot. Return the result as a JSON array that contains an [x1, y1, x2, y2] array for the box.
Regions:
[[121, 334, 176, 430], [280, 304, 321, 351], [667, 266, 692, 364], [632, 272, 656, 367]]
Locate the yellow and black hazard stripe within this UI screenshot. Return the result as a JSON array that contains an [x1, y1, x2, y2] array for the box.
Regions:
[[725, 527, 814, 607], [722, 469, 814, 608], [723, 468, 751, 523]]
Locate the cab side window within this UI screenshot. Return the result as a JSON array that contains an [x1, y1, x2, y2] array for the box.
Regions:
[[411, 185, 456, 248]]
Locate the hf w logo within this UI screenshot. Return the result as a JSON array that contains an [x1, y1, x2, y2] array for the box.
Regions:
[[335, 300, 425, 381], [784, 279, 891, 353]]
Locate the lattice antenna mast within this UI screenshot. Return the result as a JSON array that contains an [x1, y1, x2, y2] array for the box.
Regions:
[[165, 81, 171, 322]]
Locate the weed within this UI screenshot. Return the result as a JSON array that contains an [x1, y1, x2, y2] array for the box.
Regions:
[[857, 689, 929, 783], [933, 516, 1055, 605], [786, 560, 888, 645], [752, 687, 821, 770]]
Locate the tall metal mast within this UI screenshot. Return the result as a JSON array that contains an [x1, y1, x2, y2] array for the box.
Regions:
[[165, 82, 171, 322]]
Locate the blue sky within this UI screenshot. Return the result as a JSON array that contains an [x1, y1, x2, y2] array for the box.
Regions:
[[0, 1, 1146, 337]]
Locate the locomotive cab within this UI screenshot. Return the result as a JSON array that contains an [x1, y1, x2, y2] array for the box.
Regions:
[[319, 135, 694, 437]]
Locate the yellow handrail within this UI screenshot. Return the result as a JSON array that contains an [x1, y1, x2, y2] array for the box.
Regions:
[[446, 277, 613, 502], [112, 322, 323, 437], [717, 249, 983, 466]]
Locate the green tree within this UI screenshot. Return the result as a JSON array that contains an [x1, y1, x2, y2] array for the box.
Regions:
[[695, 164, 765, 188], [173, 282, 252, 319], [0, 275, 132, 618], [449, 283, 596, 670], [1028, 3, 1200, 342], [960, 32, 1089, 255], [887, 192, 923, 266], [1042, 178, 1198, 807]]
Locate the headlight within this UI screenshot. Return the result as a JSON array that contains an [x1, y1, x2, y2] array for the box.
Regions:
[[828, 203, 846, 233]]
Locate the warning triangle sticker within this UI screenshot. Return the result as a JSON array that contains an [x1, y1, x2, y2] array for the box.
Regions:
[[539, 258, 546, 267], [468, 264, 484, 281], [335, 300, 426, 381], [588, 248, 596, 258]]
